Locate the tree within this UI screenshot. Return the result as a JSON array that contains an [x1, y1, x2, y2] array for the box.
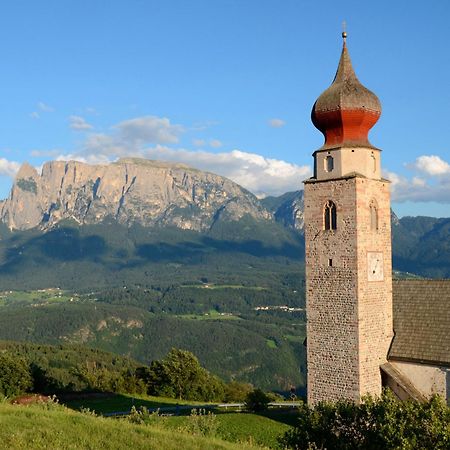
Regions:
[[280, 390, 450, 450], [245, 388, 271, 412], [0, 353, 33, 397], [140, 348, 225, 401], [223, 381, 253, 402]]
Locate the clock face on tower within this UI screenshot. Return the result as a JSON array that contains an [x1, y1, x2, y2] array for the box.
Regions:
[[367, 252, 384, 281]]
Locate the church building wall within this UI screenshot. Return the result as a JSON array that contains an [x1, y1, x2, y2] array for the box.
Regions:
[[391, 361, 450, 405]]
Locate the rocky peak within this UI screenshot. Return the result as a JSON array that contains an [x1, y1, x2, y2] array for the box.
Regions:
[[261, 191, 305, 232], [16, 162, 39, 179], [0, 158, 271, 231]]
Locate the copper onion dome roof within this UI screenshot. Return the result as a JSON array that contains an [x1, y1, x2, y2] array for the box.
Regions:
[[311, 34, 381, 150]]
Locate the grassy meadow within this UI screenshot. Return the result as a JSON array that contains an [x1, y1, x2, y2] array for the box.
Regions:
[[0, 401, 264, 450], [62, 392, 295, 448], [0, 398, 295, 449]]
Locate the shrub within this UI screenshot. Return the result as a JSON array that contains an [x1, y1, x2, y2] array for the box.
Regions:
[[182, 408, 218, 437], [245, 389, 271, 412], [0, 353, 33, 397], [127, 406, 167, 427], [280, 389, 450, 450], [223, 381, 254, 403]]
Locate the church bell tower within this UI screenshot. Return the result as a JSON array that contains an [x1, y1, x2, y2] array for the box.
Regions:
[[304, 33, 393, 404]]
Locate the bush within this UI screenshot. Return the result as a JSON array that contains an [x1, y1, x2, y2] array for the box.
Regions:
[[245, 389, 271, 412], [182, 408, 218, 437], [127, 406, 167, 427], [0, 353, 33, 397], [223, 381, 253, 402], [280, 390, 450, 450]]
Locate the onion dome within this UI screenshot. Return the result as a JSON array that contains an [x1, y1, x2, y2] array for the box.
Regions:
[[311, 33, 381, 150]]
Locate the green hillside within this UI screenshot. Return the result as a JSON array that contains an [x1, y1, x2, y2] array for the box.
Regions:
[[0, 302, 305, 391], [392, 216, 450, 277], [0, 220, 304, 291], [0, 402, 261, 450]]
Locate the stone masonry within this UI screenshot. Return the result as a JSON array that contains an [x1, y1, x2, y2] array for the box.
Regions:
[[304, 173, 393, 404]]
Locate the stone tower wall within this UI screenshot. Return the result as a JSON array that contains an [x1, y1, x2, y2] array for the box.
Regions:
[[304, 175, 393, 404], [355, 177, 393, 395]]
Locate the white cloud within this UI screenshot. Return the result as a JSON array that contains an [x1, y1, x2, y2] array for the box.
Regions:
[[209, 139, 222, 148], [411, 155, 450, 176], [193, 139, 206, 147], [115, 116, 182, 145], [268, 118, 286, 128], [190, 120, 219, 131], [48, 114, 309, 196], [38, 102, 54, 112], [412, 177, 426, 187], [192, 138, 223, 148], [387, 154, 450, 204], [0, 158, 21, 178], [69, 115, 93, 131], [62, 120, 310, 195], [56, 152, 112, 165], [30, 149, 62, 158], [30, 101, 54, 120], [66, 115, 184, 159], [385, 159, 450, 204], [142, 146, 310, 196]]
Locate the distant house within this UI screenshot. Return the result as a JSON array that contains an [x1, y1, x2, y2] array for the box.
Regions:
[[382, 280, 450, 404]]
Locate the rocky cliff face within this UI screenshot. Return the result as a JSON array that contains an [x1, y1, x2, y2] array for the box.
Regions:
[[261, 191, 305, 232], [0, 158, 270, 231]]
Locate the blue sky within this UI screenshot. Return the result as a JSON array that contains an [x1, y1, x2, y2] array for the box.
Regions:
[[0, 0, 449, 217]]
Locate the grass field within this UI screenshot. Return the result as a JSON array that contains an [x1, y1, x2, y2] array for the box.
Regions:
[[0, 402, 262, 450], [0, 289, 77, 307], [63, 393, 208, 415], [62, 393, 296, 448], [167, 411, 294, 448], [176, 310, 241, 321], [181, 284, 268, 291]]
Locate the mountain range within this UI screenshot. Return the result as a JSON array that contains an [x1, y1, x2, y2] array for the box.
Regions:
[[0, 157, 448, 284], [0, 158, 269, 231]]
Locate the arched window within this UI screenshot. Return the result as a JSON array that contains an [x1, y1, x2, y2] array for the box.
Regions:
[[324, 155, 334, 172], [324, 200, 337, 230], [369, 201, 378, 231]]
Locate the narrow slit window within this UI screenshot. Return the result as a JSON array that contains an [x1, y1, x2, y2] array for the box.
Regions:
[[371, 153, 376, 173], [324, 200, 337, 230], [370, 202, 378, 231], [328, 258, 333, 267]]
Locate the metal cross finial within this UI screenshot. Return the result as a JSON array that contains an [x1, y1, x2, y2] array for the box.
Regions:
[[342, 21, 347, 41]]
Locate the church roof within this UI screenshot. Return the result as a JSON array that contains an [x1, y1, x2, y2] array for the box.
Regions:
[[390, 280, 450, 367], [311, 33, 381, 150]]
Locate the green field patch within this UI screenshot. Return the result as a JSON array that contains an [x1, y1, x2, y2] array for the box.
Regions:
[[266, 339, 277, 349], [182, 284, 268, 291], [176, 312, 241, 321], [0, 289, 77, 307], [166, 411, 293, 448], [63, 393, 206, 415]]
